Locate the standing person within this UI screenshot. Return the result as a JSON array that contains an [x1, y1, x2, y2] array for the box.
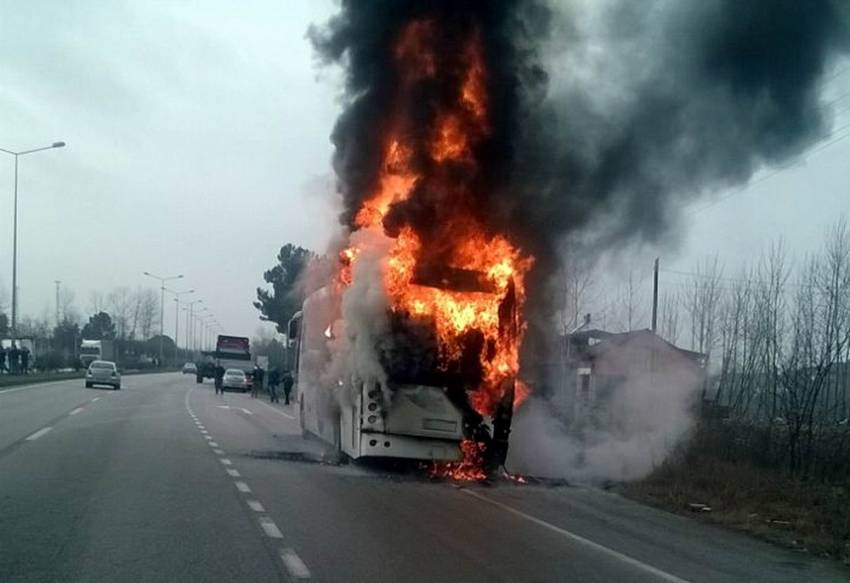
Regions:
[[21, 346, 30, 374], [0, 346, 7, 374], [214, 365, 225, 395], [251, 365, 264, 399], [268, 368, 280, 403], [282, 370, 294, 406], [9, 343, 19, 375]]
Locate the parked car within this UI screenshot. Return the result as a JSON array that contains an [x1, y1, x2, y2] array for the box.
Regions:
[[85, 360, 121, 390], [182, 362, 198, 375], [222, 368, 249, 393]]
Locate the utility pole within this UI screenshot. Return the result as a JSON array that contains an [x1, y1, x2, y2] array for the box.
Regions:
[[651, 257, 659, 334], [54, 280, 61, 326]]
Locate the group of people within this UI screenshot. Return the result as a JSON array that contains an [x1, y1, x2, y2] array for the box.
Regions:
[[0, 343, 31, 375], [212, 363, 293, 404], [253, 365, 294, 405]]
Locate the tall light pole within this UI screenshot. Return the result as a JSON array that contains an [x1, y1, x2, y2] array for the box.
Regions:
[[185, 299, 203, 355], [0, 141, 66, 340], [167, 288, 193, 364], [143, 272, 183, 367]]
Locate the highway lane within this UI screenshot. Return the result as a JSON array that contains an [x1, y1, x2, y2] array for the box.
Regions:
[[1, 373, 847, 582]]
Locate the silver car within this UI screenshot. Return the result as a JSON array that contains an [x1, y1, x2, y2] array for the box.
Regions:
[[222, 368, 249, 393], [85, 360, 121, 390]]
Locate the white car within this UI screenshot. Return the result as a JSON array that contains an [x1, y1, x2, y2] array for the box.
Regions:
[[182, 362, 198, 375], [222, 368, 249, 393], [85, 360, 121, 390]]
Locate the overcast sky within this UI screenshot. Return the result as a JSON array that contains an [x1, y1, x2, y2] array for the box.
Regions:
[[1, 1, 848, 340]]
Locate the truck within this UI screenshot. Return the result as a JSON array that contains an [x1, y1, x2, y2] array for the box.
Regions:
[[79, 339, 115, 368], [199, 335, 254, 390], [288, 274, 517, 466]]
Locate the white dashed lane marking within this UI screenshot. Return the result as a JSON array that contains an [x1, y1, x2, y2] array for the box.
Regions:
[[25, 427, 52, 441], [280, 548, 311, 580], [259, 517, 283, 539], [91, 397, 100, 402], [185, 386, 313, 581], [69, 407, 84, 416]]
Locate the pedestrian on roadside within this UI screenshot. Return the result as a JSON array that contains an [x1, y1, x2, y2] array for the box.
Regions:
[[21, 346, 30, 375], [0, 347, 7, 374], [282, 370, 294, 405], [214, 365, 225, 395], [268, 367, 280, 403], [9, 343, 19, 375], [251, 365, 264, 399]]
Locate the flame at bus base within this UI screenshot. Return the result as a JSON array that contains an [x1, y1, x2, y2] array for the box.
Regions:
[[337, 18, 533, 480]]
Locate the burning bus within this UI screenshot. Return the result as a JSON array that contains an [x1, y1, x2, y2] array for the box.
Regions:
[[289, 255, 523, 469], [295, 6, 539, 476]]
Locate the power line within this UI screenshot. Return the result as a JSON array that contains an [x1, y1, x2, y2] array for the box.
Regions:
[[687, 123, 850, 216]]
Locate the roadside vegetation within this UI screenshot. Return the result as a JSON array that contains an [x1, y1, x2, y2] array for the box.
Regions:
[[621, 219, 850, 564]]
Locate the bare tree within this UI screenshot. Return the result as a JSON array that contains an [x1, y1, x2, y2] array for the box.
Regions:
[[137, 288, 158, 340], [683, 257, 724, 398], [108, 287, 135, 341], [659, 291, 681, 345], [58, 287, 78, 324]]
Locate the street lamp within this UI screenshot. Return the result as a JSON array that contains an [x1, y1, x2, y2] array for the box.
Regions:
[[167, 288, 193, 363], [185, 299, 203, 354], [0, 141, 66, 340], [143, 271, 183, 367]]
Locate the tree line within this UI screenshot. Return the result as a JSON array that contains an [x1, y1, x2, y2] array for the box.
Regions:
[[0, 285, 173, 371]]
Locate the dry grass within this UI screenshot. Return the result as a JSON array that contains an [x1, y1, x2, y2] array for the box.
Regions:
[[623, 454, 850, 564]]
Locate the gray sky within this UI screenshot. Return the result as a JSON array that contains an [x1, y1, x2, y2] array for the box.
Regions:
[[1, 1, 848, 339]]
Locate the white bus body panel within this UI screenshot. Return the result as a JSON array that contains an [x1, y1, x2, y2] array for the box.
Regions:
[[295, 287, 464, 462]]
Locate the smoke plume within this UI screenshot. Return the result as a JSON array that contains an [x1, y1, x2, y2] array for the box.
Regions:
[[312, 0, 849, 266], [310, 0, 849, 478]]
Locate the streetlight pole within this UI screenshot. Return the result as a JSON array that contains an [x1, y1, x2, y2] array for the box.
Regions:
[[0, 141, 66, 341], [185, 299, 203, 355], [143, 272, 183, 367], [166, 288, 193, 364]]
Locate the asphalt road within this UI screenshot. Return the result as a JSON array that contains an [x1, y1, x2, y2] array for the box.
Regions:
[[1, 373, 846, 582]]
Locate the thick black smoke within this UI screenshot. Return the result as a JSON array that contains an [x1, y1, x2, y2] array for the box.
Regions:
[[312, 0, 848, 256], [506, 0, 850, 253], [311, 0, 849, 382]]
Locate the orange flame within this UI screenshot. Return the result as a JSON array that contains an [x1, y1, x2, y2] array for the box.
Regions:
[[340, 20, 533, 476]]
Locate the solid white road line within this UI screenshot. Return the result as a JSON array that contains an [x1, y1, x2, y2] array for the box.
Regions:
[[280, 548, 311, 580], [246, 500, 265, 512], [220, 458, 232, 465], [259, 517, 283, 539], [25, 427, 52, 441], [235, 481, 251, 493], [256, 400, 296, 420], [462, 490, 690, 583], [226, 468, 241, 477], [69, 407, 85, 416], [213, 449, 225, 455]]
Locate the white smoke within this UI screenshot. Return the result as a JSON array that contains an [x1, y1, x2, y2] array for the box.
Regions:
[[331, 228, 394, 405], [507, 333, 702, 483]]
